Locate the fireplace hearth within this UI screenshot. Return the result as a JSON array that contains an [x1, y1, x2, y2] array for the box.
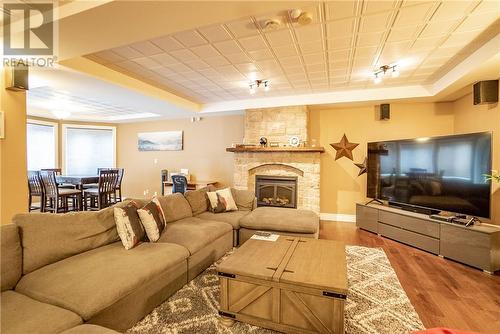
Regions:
[[255, 175, 297, 209]]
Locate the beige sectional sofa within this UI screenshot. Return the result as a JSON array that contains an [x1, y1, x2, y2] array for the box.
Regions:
[[1, 187, 319, 334], [1, 191, 238, 334]]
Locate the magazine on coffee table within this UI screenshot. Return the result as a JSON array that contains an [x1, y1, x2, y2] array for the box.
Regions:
[[250, 232, 279, 241]]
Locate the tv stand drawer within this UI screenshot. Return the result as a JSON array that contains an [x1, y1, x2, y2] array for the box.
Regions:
[[379, 211, 439, 238], [379, 223, 440, 254]]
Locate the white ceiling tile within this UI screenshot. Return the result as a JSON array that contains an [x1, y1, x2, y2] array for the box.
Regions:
[[173, 30, 207, 47], [456, 12, 499, 33], [204, 56, 230, 67], [191, 44, 221, 58], [197, 25, 232, 42], [225, 18, 258, 38], [112, 46, 143, 59], [355, 46, 378, 58], [248, 49, 273, 61], [303, 53, 325, 65], [364, 1, 397, 14], [360, 12, 392, 33], [130, 41, 163, 56], [357, 32, 384, 47], [164, 62, 192, 73], [132, 57, 161, 69], [279, 56, 302, 68], [387, 26, 420, 42], [235, 63, 259, 73], [170, 49, 199, 62], [185, 60, 210, 70], [306, 63, 326, 73], [432, 1, 477, 22], [329, 49, 351, 62], [150, 53, 179, 65], [294, 24, 323, 44], [326, 18, 355, 37], [273, 44, 297, 57], [225, 52, 252, 64], [428, 46, 463, 58], [299, 41, 324, 54], [440, 30, 482, 48], [326, 1, 358, 20], [328, 36, 353, 50], [394, 2, 435, 27], [213, 40, 243, 54], [156, 67, 176, 77], [411, 35, 446, 51], [266, 29, 295, 47], [238, 35, 268, 51], [151, 36, 185, 52], [420, 19, 461, 38], [473, 0, 500, 14]]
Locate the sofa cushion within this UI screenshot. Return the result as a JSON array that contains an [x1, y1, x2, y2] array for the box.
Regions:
[[15, 242, 189, 320], [1, 224, 22, 291], [184, 187, 211, 215], [239, 207, 319, 234], [155, 193, 193, 223], [158, 217, 232, 254], [114, 202, 146, 250], [196, 210, 250, 229], [13, 206, 119, 274], [1, 290, 82, 334], [60, 325, 120, 334], [231, 188, 256, 211]]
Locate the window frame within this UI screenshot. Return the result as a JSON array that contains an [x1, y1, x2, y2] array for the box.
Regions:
[[61, 124, 116, 175], [26, 118, 59, 170]]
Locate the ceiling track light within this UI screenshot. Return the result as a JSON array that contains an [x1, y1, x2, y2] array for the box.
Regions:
[[373, 64, 399, 84], [249, 80, 270, 94]]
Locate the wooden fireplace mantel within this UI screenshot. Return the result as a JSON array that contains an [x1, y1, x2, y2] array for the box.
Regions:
[[226, 146, 325, 153]]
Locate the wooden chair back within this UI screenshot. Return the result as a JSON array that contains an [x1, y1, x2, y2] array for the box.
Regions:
[[161, 170, 168, 195], [98, 169, 119, 195], [28, 171, 44, 196], [41, 168, 62, 175], [40, 171, 59, 197], [171, 175, 188, 194]]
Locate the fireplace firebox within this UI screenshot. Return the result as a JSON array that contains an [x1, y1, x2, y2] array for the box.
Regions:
[[255, 175, 297, 209]]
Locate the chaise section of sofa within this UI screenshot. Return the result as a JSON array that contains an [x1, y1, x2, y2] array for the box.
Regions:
[[1, 224, 83, 334]]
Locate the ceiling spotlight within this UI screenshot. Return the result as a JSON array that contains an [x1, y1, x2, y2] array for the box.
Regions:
[[373, 64, 399, 84], [264, 19, 281, 30], [289, 9, 313, 25], [248, 79, 270, 94]]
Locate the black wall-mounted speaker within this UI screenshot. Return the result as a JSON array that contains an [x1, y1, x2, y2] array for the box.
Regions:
[[6, 66, 29, 91], [473, 80, 498, 105], [380, 104, 390, 120]]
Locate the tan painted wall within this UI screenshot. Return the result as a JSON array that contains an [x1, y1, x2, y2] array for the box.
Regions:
[[453, 92, 499, 224], [1, 69, 28, 224], [117, 114, 244, 199], [309, 102, 456, 216]]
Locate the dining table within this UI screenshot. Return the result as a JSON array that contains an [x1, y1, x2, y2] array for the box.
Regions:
[[56, 175, 99, 189]]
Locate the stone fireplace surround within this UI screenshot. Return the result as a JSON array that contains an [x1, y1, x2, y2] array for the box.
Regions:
[[230, 106, 321, 214]]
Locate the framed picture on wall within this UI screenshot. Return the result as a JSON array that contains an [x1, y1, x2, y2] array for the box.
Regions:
[[137, 131, 183, 151], [0, 111, 4, 139]]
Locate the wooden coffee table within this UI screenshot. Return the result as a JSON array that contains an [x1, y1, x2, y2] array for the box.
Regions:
[[217, 236, 348, 334]]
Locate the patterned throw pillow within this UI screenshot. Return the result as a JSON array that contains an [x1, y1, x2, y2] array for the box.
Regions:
[[206, 188, 238, 213], [137, 200, 165, 242], [152, 196, 166, 223], [206, 191, 226, 213], [216, 188, 238, 211], [113, 201, 146, 250]]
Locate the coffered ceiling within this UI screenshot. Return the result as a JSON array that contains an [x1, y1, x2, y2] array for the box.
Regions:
[[85, 0, 500, 106]]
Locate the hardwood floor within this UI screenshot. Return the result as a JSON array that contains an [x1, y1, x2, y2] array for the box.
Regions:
[[319, 221, 500, 334]]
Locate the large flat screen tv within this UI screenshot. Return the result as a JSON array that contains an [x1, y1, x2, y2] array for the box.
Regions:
[[367, 132, 492, 218]]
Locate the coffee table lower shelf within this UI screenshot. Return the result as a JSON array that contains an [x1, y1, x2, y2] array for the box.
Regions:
[[218, 274, 346, 334]]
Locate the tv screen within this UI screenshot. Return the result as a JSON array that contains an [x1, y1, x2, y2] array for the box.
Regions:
[[367, 132, 492, 218]]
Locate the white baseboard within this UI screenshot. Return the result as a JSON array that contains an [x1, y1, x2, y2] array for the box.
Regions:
[[320, 213, 356, 223]]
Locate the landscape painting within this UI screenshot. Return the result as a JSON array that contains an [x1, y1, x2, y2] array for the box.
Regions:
[[138, 131, 183, 151]]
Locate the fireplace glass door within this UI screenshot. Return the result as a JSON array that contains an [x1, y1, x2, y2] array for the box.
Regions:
[[255, 175, 297, 209]]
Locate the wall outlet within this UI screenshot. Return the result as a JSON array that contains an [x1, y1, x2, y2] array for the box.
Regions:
[[143, 189, 149, 196], [154, 191, 157, 196], [153, 158, 158, 164]]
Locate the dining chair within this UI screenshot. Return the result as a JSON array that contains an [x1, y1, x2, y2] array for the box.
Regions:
[[40, 171, 82, 213], [114, 168, 124, 202], [83, 169, 119, 210], [41, 168, 75, 189], [161, 170, 168, 196], [171, 175, 188, 194], [28, 171, 44, 212]]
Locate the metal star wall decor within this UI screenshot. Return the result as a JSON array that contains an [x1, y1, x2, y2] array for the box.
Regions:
[[330, 134, 359, 160], [355, 157, 368, 176]]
